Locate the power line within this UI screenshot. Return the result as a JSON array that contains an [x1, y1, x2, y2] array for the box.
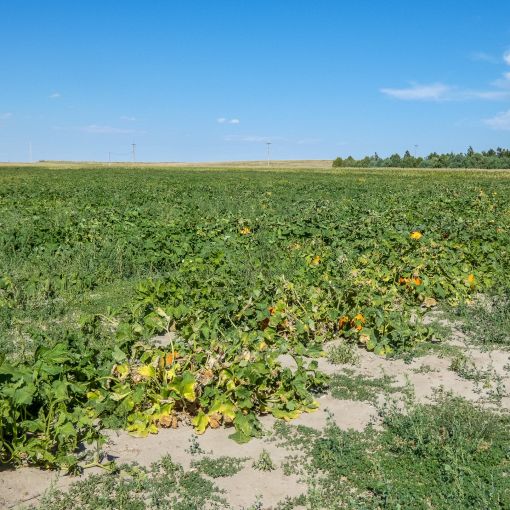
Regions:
[[266, 141, 272, 167]]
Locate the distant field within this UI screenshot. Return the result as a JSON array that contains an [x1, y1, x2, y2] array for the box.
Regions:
[[0, 159, 334, 169], [1, 165, 509, 360], [3, 159, 510, 171]]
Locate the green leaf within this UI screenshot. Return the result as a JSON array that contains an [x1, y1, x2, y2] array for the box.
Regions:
[[168, 371, 196, 402], [192, 410, 209, 434], [208, 398, 236, 421]]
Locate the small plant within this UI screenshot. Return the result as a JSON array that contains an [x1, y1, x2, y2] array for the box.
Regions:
[[412, 363, 438, 374], [329, 369, 406, 403], [245, 495, 264, 510], [186, 435, 205, 455], [326, 342, 359, 365], [252, 449, 276, 471], [193, 456, 248, 478], [427, 319, 453, 342], [449, 352, 473, 376], [448, 354, 507, 404]]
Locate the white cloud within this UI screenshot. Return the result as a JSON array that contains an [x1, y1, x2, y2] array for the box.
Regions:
[[492, 71, 510, 89], [49, 92, 61, 99], [465, 89, 510, 99], [224, 135, 269, 142], [217, 117, 240, 124], [0, 112, 13, 120], [382, 51, 510, 103], [381, 83, 453, 101], [81, 124, 137, 134], [381, 82, 510, 102], [224, 134, 292, 143], [484, 109, 510, 130], [296, 138, 322, 145], [120, 115, 136, 121], [470, 51, 498, 64]]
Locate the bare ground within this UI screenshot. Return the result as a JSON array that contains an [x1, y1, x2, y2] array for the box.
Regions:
[[2, 326, 509, 509]]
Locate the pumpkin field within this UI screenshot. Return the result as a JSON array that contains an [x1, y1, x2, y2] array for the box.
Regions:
[[1, 166, 509, 509]]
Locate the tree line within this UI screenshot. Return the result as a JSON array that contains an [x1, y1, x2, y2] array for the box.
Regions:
[[332, 147, 510, 169]]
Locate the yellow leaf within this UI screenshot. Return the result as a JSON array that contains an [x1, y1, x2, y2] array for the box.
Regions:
[[113, 363, 130, 380], [423, 297, 437, 308], [137, 364, 156, 379], [310, 255, 321, 266], [192, 410, 209, 434]]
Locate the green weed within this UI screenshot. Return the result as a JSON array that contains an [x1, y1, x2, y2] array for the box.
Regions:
[[329, 369, 409, 403], [192, 456, 248, 478], [326, 341, 359, 365], [33, 456, 228, 510], [275, 395, 510, 509], [252, 449, 276, 471], [455, 290, 510, 347]]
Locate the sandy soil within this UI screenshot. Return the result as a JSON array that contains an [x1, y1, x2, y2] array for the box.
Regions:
[[2, 329, 509, 509]]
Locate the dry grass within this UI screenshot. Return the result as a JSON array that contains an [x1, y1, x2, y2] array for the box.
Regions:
[[0, 159, 333, 169], [2, 161, 510, 176]]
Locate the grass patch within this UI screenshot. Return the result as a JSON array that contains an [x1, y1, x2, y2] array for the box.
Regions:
[[329, 369, 410, 403], [192, 456, 248, 478], [449, 353, 507, 404], [275, 395, 510, 509], [455, 290, 510, 347], [411, 363, 438, 374], [326, 341, 359, 365], [33, 456, 228, 510]]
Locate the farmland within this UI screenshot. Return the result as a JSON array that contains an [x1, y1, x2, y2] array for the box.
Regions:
[[1, 166, 510, 508]]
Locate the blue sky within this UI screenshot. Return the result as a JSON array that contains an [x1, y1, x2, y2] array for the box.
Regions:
[[2, 0, 510, 162]]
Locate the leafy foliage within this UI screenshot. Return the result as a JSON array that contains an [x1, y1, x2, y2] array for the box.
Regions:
[[0, 339, 103, 470]]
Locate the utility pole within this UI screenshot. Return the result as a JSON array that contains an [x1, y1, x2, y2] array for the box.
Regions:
[[28, 141, 32, 163], [414, 144, 419, 157], [108, 151, 111, 166], [266, 141, 272, 167], [131, 143, 136, 163]]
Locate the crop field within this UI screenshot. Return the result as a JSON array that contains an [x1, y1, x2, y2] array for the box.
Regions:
[[1, 166, 510, 509]]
